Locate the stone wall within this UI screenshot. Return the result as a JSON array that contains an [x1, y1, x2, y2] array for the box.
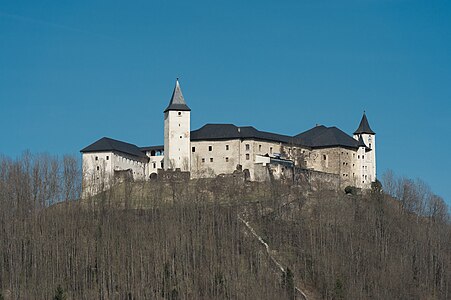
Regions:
[[294, 168, 341, 191]]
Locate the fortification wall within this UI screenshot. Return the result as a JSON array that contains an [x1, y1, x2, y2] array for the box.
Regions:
[[294, 168, 340, 191]]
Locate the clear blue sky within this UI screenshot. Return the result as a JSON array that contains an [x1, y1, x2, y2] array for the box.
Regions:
[[1, 1, 450, 203]]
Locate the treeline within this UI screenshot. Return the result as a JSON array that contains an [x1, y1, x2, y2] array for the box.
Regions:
[[0, 153, 290, 299], [252, 174, 450, 299]]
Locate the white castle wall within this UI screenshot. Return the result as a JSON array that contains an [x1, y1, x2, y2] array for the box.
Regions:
[[82, 151, 148, 197], [164, 110, 191, 171]]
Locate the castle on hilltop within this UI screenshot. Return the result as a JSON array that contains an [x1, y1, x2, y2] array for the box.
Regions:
[[81, 79, 376, 194]]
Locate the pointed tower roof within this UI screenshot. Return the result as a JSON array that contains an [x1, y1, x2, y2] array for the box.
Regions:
[[354, 112, 375, 135], [164, 79, 191, 113]]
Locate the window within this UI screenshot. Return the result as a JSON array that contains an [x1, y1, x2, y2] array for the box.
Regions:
[[153, 162, 156, 168], [106, 156, 109, 160], [95, 156, 98, 161], [246, 154, 250, 160], [192, 147, 195, 152], [270, 147, 273, 154], [210, 158, 213, 162], [225, 157, 229, 162], [226, 145, 229, 150], [209, 146, 212, 151], [180, 136, 182, 139], [323, 155, 327, 160], [178, 112, 181, 116], [259, 145, 262, 151], [369, 143, 372, 148], [202, 158, 205, 163], [358, 155, 360, 159], [362, 155, 365, 159], [245, 144, 250, 151], [96, 166, 99, 171]]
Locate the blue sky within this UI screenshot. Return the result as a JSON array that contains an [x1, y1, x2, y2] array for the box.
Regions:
[[1, 1, 450, 203]]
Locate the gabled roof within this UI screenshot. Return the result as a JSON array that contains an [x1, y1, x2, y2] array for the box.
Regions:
[[293, 125, 363, 149], [80, 137, 148, 158], [164, 79, 191, 113], [190, 124, 291, 143], [354, 113, 375, 135]]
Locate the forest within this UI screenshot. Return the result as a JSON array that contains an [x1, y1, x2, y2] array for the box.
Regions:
[[0, 153, 450, 299]]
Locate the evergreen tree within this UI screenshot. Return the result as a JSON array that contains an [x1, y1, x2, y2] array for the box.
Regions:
[[53, 285, 66, 300]]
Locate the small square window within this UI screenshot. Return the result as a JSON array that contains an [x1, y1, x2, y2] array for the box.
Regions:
[[178, 112, 181, 116], [245, 144, 250, 151], [225, 157, 229, 162], [180, 136, 182, 139], [202, 158, 205, 163], [192, 147, 196, 152], [209, 146, 212, 151], [226, 145, 229, 150], [246, 153, 250, 160], [210, 158, 213, 162]]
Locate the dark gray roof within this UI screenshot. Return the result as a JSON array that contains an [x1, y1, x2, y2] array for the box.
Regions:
[[164, 79, 191, 113], [140, 145, 164, 152], [190, 124, 291, 143], [80, 137, 148, 158], [294, 125, 364, 149], [191, 123, 367, 150], [354, 113, 375, 135]]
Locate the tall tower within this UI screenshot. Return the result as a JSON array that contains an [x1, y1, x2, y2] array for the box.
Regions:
[[353, 112, 376, 183], [164, 79, 191, 171]]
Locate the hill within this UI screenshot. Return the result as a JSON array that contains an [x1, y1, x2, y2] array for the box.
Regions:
[[0, 154, 449, 299]]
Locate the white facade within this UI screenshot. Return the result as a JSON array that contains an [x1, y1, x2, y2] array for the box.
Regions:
[[164, 110, 191, 171]]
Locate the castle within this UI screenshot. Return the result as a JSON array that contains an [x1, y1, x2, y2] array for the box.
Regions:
[[81, 79, 376, 194]]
